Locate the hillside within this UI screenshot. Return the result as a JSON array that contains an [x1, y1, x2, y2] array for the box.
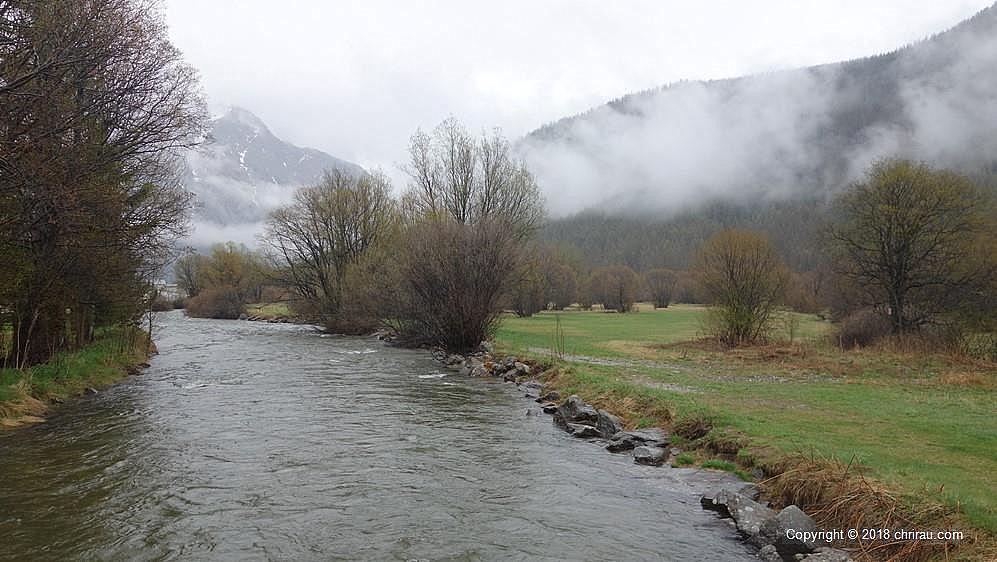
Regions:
[[521, 5, 997, 217], [527, 5, 997, 270]]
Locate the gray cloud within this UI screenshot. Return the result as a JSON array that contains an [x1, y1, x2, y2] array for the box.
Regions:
[[517, 6, 997, 214], [163, 0, 992, 202]]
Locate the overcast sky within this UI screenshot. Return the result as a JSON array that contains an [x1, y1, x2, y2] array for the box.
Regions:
[[163, 0, 993, 179]]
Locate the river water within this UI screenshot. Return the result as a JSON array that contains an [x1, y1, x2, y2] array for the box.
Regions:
[[0, 311, 754, 561]]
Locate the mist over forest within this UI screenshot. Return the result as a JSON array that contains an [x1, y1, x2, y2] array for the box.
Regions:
[[521, 6, 997, 215]]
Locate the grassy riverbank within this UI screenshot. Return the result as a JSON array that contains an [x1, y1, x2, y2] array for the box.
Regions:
[[0, 327, 152, 428], [495, 305, 996, 559]]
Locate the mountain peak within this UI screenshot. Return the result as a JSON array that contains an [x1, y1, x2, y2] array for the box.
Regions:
[[186, 106, 364, 232], [217, 105, 271, 135]]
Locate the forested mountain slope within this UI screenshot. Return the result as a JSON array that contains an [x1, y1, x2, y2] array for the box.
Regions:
[[528, 5, 997, 269]]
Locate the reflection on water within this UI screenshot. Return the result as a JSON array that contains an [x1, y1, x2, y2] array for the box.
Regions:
[[0, 311, 753, 561]]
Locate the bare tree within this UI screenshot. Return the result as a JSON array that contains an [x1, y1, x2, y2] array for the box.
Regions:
[[262, 169, 397, 332], [828, 160, 987, 333], [511, 246, 547, 317], [402, 117, 544, 237], [544, 261, 578, 310], [695, 230, 788, 346], [644, 268, 678, 308], [393, 118, 546, 351], [587, 265, 640, 312], [174, 250, 207, 299]]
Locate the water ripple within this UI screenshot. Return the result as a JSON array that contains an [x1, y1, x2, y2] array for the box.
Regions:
[[0, 311, 754, 561]]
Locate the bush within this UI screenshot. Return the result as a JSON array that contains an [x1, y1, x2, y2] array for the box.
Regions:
[[390, 219, 520, 352], [150, 296, 174, 312], [327, 250, 394, 334], [184, 286, 245, 319], [836, 308, 892, 348], [695, 230, 789, 346]]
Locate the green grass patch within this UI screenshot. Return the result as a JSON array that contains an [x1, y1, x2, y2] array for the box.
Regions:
[[701, 459, 737, 471], [498, 305, 997, 534], [1, 327, 149, 424], [672, 452, 695, 467], [496, 304, 831, 360]]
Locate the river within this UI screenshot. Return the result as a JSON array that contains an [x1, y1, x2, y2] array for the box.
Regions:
[[0, 311, 754, 561]]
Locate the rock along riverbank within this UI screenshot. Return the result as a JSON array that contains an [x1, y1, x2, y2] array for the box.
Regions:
[[425, 342, 856, 562]]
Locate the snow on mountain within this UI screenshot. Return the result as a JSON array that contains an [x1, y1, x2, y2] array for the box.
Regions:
[[184, 106, 364, 240]]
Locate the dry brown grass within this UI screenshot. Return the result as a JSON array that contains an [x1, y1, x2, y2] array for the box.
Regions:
[[0, 381, 47, 429], [937, 370, 996, 390], [672, 414, 713, 441], [762, 454, 995, 561]]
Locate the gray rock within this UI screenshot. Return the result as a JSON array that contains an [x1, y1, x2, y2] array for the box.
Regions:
[[478, 341, 493, 353], [469, 364, 489, 377], [503, 356, 518, 368], [555, 395, 598, 426], [596, 410, 623, 438], [700, 489, 776, 540], [700, 488, 735, 513], [606, 438, 638, 453], [540, 403, 558, 414], [238, 313, 248, 320], [633, 446, 668, 466], [630, 428, 670, 446], [513, 361, 531, 375], [801, 547, 853, 562], [758, 545, 783, 562], [458, 358, 483, 376], [521, 381, 544, 399], [537, 390, 561, 403], [758, 505, 817, 556], [85, 387, 98, 395], [567, 423, 601, 438], [606, 428, 670, 452]]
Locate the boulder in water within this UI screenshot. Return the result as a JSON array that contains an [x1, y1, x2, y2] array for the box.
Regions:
[[633, 446, 668, 465], [555, 395, 598, 426]]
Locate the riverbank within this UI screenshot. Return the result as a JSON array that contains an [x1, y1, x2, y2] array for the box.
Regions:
[[0, 326, 152, 429], [492, 305, 996, 561]]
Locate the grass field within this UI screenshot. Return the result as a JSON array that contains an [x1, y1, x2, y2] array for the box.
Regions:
[[495, 305, 997, 536]]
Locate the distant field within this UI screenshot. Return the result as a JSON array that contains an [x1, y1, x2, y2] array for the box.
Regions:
[[497, 304, 829, 358], [495, 305, 997, 534]]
